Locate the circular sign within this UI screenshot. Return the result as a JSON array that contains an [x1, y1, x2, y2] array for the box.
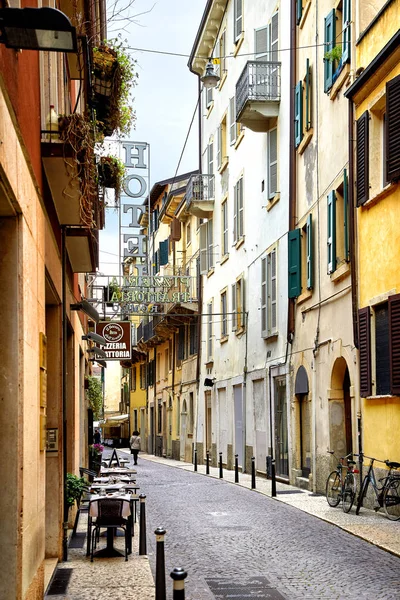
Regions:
[[102, 323, 124, 343]]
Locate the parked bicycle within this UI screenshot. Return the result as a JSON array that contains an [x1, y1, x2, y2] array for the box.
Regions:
[[325, 451, 358, 513], [355, 454, 400, 520]]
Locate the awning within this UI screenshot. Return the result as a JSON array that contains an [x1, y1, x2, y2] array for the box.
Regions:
[[104, 414, 129, 425]]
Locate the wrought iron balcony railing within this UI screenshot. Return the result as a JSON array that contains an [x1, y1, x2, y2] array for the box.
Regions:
[[186, 173, 215, 208], [236, 61, 281, 120]]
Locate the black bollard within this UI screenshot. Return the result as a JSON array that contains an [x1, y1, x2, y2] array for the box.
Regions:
[[219, 452, 223, 478], [251, 457, 256, 489], [271, 458, 276, 497], [139, 494, 147, 556], [206, 451, 210, 475], [170, 567, 188, 600], [194, 448, 197, 472], [235, 454, 239, 483], [155, 527, 167, 600]]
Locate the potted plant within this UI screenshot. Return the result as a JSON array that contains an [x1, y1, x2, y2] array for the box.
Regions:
[[89, 443, 104, 474], [98, 156, 126, 200], [66, 473, 88, 508], [92, 38, 138, 137]]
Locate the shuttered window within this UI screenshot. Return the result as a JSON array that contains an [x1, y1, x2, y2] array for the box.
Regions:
[[386, 74, 400, 182], [375, 303, 390, 395], [389, 293, 400, 395], [296, 0, 303, 24], [343, 168, 350, 261], [268, 249, 277, 334], [231, 283, 237, 331], [342, 0, 351, 64], [305, 58, 312, 131], [217, 125, 222, 169], [189, 319, 198, 356], [270, 12, 279, 62], [159, 239, 169, 266], [356, 111, 369, 205], [261, 257, 267, 337], [268, 128, 278, 199], [324, 10, 336, 92], [306, 214, 313, 289], [295, 81, 303, 147], [359, 307, 371, 397], [233, 177, 244, 242], [229, 97, 237, 145], [327, 190, 336, 273], [199, 220, 214, 273], [207, 302, 213, 360], [221, 291, 228, 337], [255, 26, 268, 61], [219, 31, 226, 75], [234, 0, 243, 42], [221, 200, 228, 257], [288, 229, 301, 298]]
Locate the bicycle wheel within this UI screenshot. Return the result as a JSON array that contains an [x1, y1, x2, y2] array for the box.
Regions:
[[342, 472, 357, 513], [383, 479, 400, 521], [355, 477, 369, 515], [326, 471, 341, 507]]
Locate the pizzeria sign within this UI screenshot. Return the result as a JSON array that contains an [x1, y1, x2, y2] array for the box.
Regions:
[[96, 321, 131, 360]]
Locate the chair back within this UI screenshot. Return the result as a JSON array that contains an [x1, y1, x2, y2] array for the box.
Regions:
[[97, 498, 125, 526]]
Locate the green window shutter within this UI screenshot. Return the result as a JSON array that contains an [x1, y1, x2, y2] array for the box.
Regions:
[[306, 214, 313, 290], [288, 229, 301, 298], [295, 81, 303, 148], [305, 58, 311, 130], [342, 0, 351, 64], [327, 190, 336, 273], [159, 239, 169, 266], [296, 0, 302, 24], [343, 168, 349, 261], [324, 9, 336, 92]]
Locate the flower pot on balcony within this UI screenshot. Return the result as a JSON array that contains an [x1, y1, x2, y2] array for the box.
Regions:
[[93, 46, 117, 97]]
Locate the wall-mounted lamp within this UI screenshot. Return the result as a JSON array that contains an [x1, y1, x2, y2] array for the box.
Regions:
[[71, 299, 100, 323], [87, 347, 107, 359], [0, 7, 77, 52], [204, 377, 216, 387], [89, 358, 107, 368], [82, 332, 107, 346], [201, 60, 220, 89]]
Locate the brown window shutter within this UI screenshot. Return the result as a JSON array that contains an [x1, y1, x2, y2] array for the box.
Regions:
[[359, 306, 371, 397], [170, 217, 181, 241], [389, 293, 400, 395], [386, 74, 400, 182], [356, 111, 369, 206]]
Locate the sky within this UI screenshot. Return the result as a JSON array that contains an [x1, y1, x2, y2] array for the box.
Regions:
[[99, 0, 206, 275]]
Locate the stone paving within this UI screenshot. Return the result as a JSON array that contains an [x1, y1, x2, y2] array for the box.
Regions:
[[45, 450, 400, 599]]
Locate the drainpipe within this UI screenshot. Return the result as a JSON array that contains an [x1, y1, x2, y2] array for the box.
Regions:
[[195, 74, 203, 459], [61, 226, 68, 561], [288, 0, 297, 342], [242, 311, 249, 472]]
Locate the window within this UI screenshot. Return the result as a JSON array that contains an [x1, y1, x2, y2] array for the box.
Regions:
[[288, 229, 301, 298], [176, 326, 185, 366], [164, 349, 169, 378], [323, 9, 335, 92], [221, 199, 228, 258], [159, 239, 169, 266], [232, 277, 245, 332], [140, 363, 147, 389], [295, 60, 312, 149], [186, 223, 191, 246], [131, 366, 136, 392], [327, 170, 349, 274], [219, 30, 226, 78], [359, 295, 400, 397], [206, 85, 213, 109], [217, 114, 228, 170], [189, 319, 198, 355], [207, 139, 215, 198], [255, 26, 268, 61], [268, 128, 278, 199], [301, 214, 313, 291], [233, 176, 244, 243], [234, 0, 243, 42], [189, 392, 194, 434], [200, 219, 214, 273], [168, 339, 173, 370], [207, 302, 213, 360], [156, 353, 161, 382], [148, 360, 155, 386], [261, 249, 277, 338], [221, 290, 228, 338], [229, 97, 243, 145]]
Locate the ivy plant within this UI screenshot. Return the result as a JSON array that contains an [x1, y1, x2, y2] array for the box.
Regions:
[[86, 375, 103, 420]]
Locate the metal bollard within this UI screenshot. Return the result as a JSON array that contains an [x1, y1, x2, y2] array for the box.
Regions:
[[139, 494, 147, 556], [155, 527, 167, 600], [235, 454, 239, 483], [170, 567, 188, 600], [271, 458, 276, 497], [219, 452, 223, 478], [251, 457, 256, 489], [206, 451, 210, 475], [194, 448, 197, 472]]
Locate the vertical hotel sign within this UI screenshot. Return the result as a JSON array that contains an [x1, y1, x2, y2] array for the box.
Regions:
[[119, 142, 150, 277]]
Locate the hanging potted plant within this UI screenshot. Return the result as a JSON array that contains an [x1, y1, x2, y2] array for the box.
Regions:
[[92, 37, 138, 137], [98, 156, 126, 200]]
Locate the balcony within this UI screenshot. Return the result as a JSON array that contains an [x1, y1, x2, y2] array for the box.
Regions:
[[185, 174, 214, 218], [236, 61, 281, 132]]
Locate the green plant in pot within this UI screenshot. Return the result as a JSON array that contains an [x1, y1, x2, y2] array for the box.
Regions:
[[92, 37, 138, 137], [66, 473, 87, 508], [98, 156, 126, 201]]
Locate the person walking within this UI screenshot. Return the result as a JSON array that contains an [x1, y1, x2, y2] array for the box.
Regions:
[[129, 430, 141, 465], [93, 429, 101, 444]]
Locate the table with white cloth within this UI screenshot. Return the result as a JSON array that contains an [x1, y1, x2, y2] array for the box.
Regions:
[[86, 494, 139, 557], [100, 467, 137, 476]]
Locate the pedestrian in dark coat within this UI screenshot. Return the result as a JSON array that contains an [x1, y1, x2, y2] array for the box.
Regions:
[[129, 430, 141, 465]]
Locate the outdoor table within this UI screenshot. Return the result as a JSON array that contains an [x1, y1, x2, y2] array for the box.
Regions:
[[93, 476, 136, 484], [100, 467, 137, 476], [88, 494, 133, 558]]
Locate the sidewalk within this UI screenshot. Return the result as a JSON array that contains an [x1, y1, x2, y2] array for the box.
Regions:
[[135, 450, 400, 559], [45, 450, 399, 599]]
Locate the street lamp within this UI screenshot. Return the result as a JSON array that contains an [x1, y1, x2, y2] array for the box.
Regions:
[[71, 299, 100, 323], [201, 60, 220, 89], [0, 7, 77, 53]]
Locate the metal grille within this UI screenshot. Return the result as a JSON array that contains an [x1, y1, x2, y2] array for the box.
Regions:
[[206, 577, 286, 600]]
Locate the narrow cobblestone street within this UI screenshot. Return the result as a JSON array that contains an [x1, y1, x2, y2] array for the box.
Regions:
[[140, 458, 400, 600]]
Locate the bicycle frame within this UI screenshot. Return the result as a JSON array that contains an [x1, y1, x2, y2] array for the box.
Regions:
[[357, 454, 393, 511]]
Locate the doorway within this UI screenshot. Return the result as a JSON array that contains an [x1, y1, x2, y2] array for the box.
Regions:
[[274, 377, 288, 478], [205, 391, 212, 453]]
